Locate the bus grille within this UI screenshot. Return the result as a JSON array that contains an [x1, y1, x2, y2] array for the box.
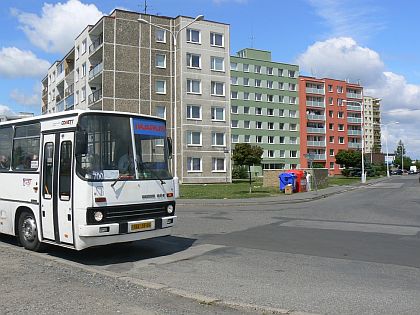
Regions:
[[86, 201, 175, 225]]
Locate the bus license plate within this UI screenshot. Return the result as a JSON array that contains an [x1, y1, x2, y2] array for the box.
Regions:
[[130, 222, 152, 232]]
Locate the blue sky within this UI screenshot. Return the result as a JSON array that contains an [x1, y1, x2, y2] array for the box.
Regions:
[[1, 0, 419, 158]]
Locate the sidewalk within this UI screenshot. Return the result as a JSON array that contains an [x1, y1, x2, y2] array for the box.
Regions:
[[177, 176, 390, 206]]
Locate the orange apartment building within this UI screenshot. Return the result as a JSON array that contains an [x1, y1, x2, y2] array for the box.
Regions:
[[299, 76, 364, 175]]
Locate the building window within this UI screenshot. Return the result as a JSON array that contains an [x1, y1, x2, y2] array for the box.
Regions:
[[279, 150, 285, 158], [329, 123, 334, 130], [75, 68, 79, 82], [256, 107, 262, 115], [82, 39, 87, 55], [155, 106, 166, 119], [75, 46, 80, 60], [186, 105, 201, 120], [243, 106, 249, 114], [268, 150, 275, 158], [267, 108, 274, 116], [268, 136, 274, 144], [244, 135, 250, 143], [254, 65, 261, 73], [231, 91, 238, 99], [212, 132, 225, 146], [267, 67, 273, 75], [290, 137, 298, 144], [330, 149, 335, 156], [337, 86, 343, 93], [243, 78, 250, 86], [231, 105, 238, 114], [211, 81, 225, 96], [211, 56, 225, 71], [329, 97, 333, 105], [212, 158, 225, 172], [232, 134, 239, 143], [290, 124, 297, 131], [329, 136, 334, 143], [155, 80, 166, 94], [155, 29, 166, 42], [187, 131, 202, 146], [290, 150, 297, 158], [329, 111, 334, 118], [289, 96, 296, 104], [156, 54, 166, 68], [279, 95, 284, 103], [289, 83, 296, 91], [256, 121, 262, 129], [230, 62, 237, 70], [211, 107, 225, 121], [81, 86, 86, 102], [330, 162, 335, 169], [267, 81, 273, 89], [268, 122, 274, 130], [231, 76, 238, 85], [278, 69, 283, 76], [328, 85, 333, 92], [279, 136, 285, 144], [187, 79, 201, 94], [82, 63, 86, 77], [279, 109, 284, 117], [278, 82, 284, 90], [244, 121, 250, 129], [255, 93, 262, 101], [289, 110, 297, 118], [75, 91, 79, 104], [338, 124, 344, 131], [186, 28, 200, 43], [243, 64, 249, 72], [339, 137, 345, 144], [187, 157, 201, 172], [289, 70, 296, 78], [338, 111, 344, 118], [186, 53, 201, 68], [256, 136, 262, 143], [255, 79, 261, 87], [231, 120, 238, 128], [337, 99, 343, 106], [210, 32, 224, 47]]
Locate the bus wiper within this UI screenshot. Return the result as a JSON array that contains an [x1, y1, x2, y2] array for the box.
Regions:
[[111, 174, 133, 188], [138, 161, 166, 186]]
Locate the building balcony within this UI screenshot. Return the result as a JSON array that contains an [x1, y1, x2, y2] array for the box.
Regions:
[[306, 88, 325, 95], [347, 117, 362, 124], [89, 62, 103, 81], [306, 101, 325, 108], [311, 154, 326, 160], [64, 94, 74, 110], [307, 127, 326, 134], [42, 87, 48, 96], [307, 141, 326, 147], [348, 129, 362, 136], [346, 105, 361, 111], [307, 114, 325, 121], [56, 99, 65, 112], [348, 142, 362, 149], [88, 89, 102, 105], [89, 35, 103, 55], [346, 92, 363, 99], [64, 84, 74, 97]]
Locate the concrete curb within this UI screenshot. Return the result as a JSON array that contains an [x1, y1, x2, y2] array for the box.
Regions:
[[1, 243, 319, 315], [177, 177, 390, 207]]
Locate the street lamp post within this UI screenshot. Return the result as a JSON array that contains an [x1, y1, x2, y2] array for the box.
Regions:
[[377, 122, 398, 177], [343, 99, 365, 183], [138, 15, 204, 182]]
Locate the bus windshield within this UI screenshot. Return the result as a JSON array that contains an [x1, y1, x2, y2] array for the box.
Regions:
[[76, 114, 171, 181]]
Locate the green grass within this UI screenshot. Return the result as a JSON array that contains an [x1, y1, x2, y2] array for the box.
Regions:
[[326, 176, 361, 186], [179, 178, 282, 199]]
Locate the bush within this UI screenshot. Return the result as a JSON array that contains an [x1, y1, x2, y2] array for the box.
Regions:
[[232, 165, 248, 179]]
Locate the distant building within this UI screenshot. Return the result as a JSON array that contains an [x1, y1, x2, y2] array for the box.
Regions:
[[41, 9, 231, 184], [363, 96, 381, 154], [299, 76, 364, 175], [230, 48, 300, 172], [0, 112, 34, 122]]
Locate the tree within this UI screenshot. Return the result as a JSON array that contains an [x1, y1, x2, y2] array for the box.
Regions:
[[394, 140, 411, 170], [232, 143, 263, 193], [335, 150, 362, 169]]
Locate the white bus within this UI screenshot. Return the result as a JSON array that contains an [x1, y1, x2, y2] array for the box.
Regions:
[[0, 110, 178, 251]]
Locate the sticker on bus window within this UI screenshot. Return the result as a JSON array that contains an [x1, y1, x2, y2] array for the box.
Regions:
[[31, 161, 39, 169], [103, 170, 119, 179]]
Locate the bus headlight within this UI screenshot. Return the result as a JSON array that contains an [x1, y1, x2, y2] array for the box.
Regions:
[[94, 211, 104, 222], [167, 205, 174, 214]]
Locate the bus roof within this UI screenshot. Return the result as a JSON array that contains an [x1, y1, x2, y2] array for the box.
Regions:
[[0, 110, 166, 127]]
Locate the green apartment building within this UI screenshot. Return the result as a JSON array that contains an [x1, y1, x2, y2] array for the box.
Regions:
[[230, 48, 300, 172]]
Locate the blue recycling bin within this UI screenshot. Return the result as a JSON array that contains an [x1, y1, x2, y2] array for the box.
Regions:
[[279, 173, 296, 191]]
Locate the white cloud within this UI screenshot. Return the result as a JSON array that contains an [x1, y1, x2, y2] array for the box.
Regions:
[[0, 47, 50, 78], [12, 0, 103, 54], [0, 105, 16, 117], [10, 89, 40, 107], [296, 37, 420, 158]]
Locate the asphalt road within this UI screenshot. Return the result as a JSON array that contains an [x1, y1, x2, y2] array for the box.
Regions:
[[1, 175, 419, 314]]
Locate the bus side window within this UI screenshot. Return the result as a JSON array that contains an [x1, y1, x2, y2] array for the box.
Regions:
[[0, 127, 13, 171], [59, 141, 72, 200], [43, 143, 54, 199]]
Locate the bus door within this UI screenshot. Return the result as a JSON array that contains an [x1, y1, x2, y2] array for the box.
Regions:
[[41, 132, 74, 245]]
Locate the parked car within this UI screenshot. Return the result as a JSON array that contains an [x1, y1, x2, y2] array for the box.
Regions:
[[391, 169, 403, 175]]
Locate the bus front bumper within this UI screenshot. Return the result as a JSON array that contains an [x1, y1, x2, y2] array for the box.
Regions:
[[78, 216, 177, 237]]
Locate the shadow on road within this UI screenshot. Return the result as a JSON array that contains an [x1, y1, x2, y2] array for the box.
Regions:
[[0, 234, 197, 267]]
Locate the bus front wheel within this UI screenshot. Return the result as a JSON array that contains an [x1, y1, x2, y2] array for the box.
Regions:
[[18, 211, 43, 251]]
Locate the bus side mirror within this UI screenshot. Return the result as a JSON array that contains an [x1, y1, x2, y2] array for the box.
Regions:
[[167, 137, 173, 159], [75, 131, 88, 155]]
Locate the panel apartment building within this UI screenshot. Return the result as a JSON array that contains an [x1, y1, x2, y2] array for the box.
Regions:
[[230, 49, 300, 172], [363, 96, 381, 154], [41, 9, 231, 184], [299, 76, 364, 175]]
